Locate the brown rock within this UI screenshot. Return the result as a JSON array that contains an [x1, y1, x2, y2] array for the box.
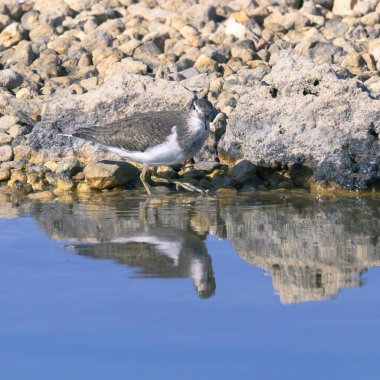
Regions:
[[0, 168, 11, 181], [0, 23, 23, 48], [57, 176, 75, 191], [84, 161, 138, 190]]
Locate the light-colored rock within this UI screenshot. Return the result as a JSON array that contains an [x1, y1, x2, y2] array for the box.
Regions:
[[0, 132, 12, 145], [0, 145, 13, 162], [333, 0, 357, 16], [103, 58, 148, 81], [194, 54, 218, 73], [0, 23, 23, 48], [341, 53, 368, 74], [219, 51, 380, 190]]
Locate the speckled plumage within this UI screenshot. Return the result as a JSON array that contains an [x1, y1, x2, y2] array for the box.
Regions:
[[73, 111, 189, 153]]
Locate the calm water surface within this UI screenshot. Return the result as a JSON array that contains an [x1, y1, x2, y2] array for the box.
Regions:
[[0, 190, 379, 379]]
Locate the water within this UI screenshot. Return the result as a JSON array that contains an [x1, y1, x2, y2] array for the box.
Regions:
[[0, 189, 379, 379]]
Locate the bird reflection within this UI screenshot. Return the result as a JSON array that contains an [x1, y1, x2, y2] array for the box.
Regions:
[[66, 222, 216, 298]]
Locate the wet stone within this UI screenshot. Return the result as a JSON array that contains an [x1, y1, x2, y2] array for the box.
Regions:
[[56, 158, 83, 177], [11, 180, 33, 194], [56, 176, 75, 191]]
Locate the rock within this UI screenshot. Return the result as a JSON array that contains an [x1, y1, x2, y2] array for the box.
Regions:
[[333, 0, 356, 16], [6, 40, 37, 66], [8, 124, 31, 138], [0, 145, 13, 162], [361, 12, 380, 26], [219, 51, 380, 190], [103, 58, 148, 81], [194, 161, 224, 173], [228, 160, 257, 183], [0, 132, 13, 145], [194, 54, 218, 73], [0, 168, 11, 181], [81, 30, 113, 51], [21, 10, 40, 31], [56, 176, 75, 191], [133, 41, 162, 70], [33, 0, 71, 15], [341, 54, 368, 75], [11, 180, 33, 194], [0, 69, 23, 90], [0, 23, 23, 48], [76, 182, 93, 193], [11, 170, 26, 182], [127, 3, 177, 21], [0, 15, 11, 32], [56, 158, 83, 176], [83, 161, 138, 189], [63, 0, 98, 12], [308, 42, 346, 64]]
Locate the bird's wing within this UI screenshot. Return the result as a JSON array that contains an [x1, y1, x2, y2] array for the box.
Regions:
[[72, 111, 188, 152]]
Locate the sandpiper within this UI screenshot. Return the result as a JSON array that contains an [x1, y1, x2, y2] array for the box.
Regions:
[[68, 99, 214, 194]]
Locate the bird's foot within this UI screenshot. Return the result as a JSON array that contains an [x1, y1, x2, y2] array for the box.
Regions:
[[151, 176, 205, 194]]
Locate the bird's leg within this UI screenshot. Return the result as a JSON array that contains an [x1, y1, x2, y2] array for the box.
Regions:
[[140, 165, 152, 195], [150, 175, 205, 194]]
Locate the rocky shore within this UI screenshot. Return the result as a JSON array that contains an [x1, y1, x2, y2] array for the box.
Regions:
[[0, 0, 379, 197]]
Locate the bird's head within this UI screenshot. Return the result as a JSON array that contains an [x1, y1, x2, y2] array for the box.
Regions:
[[190, 99, 215, 125]]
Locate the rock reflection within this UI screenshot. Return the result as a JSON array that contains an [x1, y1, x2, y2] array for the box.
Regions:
[[220, 194, 380, 304], [0, 190, 379, 303]]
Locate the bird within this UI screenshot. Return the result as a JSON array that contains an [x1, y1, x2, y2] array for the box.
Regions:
[[67, 99, 215, 194]]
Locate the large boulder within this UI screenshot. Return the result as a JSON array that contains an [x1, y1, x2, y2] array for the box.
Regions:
[[27, 74, 195, 164], [218, 51, 380, 190]]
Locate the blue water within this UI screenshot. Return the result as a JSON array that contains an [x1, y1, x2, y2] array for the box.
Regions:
[[0, 192, 379, 379]]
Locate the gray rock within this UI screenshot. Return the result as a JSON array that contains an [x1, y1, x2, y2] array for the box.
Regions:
[[219, 51, 380, 190], [81, 30, 113, 51], [56, 158, 83, 176], [194, 161, 224, 173], [308, 42, 346, 64], [103, 58, 148, 81], [228, 160, 257, 182], [0, 69, 23, 89], [133, 42, 162, 70]]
